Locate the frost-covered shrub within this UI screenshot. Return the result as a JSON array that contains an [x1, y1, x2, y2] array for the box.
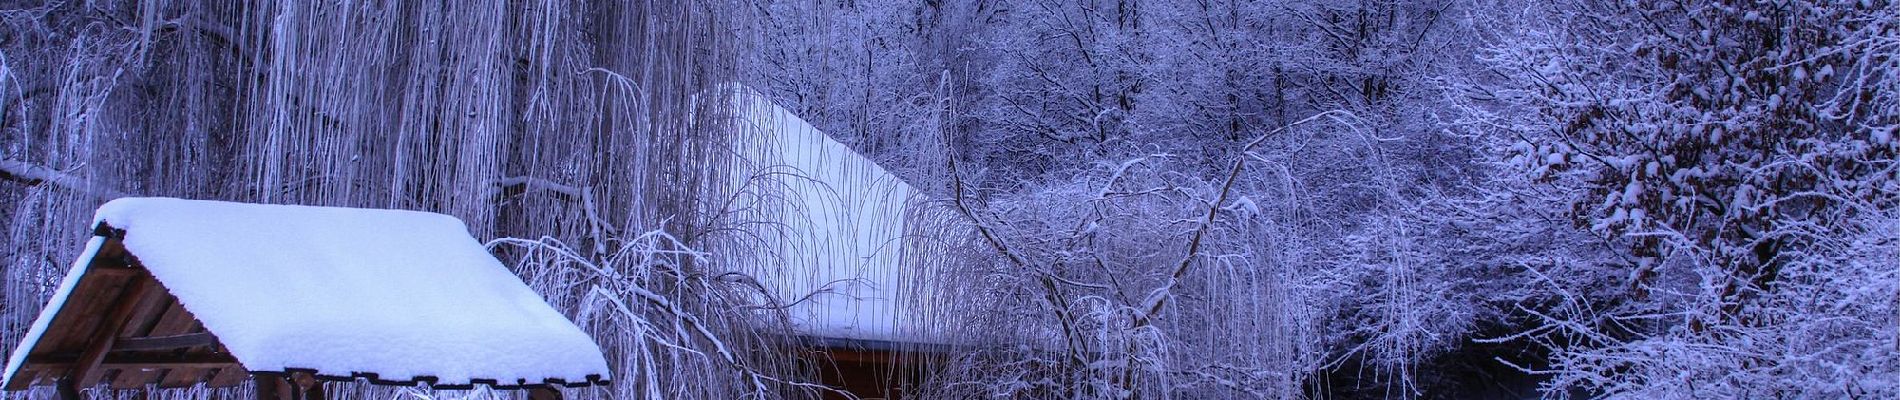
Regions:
[[1463, 0, 1900, 397], [490, 232, 826, 400]]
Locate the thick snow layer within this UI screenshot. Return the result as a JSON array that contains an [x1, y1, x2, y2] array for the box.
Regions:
[[6, 198, 609, 387], [730, 89, 926, 342]]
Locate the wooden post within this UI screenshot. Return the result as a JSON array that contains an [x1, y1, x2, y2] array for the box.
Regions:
[[291, 372, 324, 400], [528, 386, 563, 400], [254, 374, 292, 400], [301, 383, 326, 400], [54, 377, 80, 400]]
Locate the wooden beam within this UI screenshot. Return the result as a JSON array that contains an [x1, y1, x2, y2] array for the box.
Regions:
[[147, 302, 210, 388], [112, 331, 219, 390], [821, 348, 904, 365], [26, 353, 239, 370], [3, 369, 37, 391], [115, 287, 173, 339], [111, 295, 183, 389], [528, 386, 563, 400], [112, 333, 219, 352], [206, 366, 249, 388], [86, 267, 140, 278], [89, 240, 138, 270], [290, 372, 323, 400], [254, 375, 291, 400], [44, 268, 134, 352], [54, 377, 80, 400], [70, 272, 152, 388], [156, 366, 209, 388]]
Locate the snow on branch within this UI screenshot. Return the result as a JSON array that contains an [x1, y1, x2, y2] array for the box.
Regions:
[[488, 231, 849, 399], [0, 159, 129, 199], [1137, 110, 1356, 323], [489, 176, 617, 256], [941, 135, 1093, 369]]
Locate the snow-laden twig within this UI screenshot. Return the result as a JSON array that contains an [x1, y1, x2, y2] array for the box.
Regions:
[[1137, 110, 1354, 324]]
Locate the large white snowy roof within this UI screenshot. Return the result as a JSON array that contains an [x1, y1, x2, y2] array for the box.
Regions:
[[2, 198, 609, 389], [730, 89, 931, 343]]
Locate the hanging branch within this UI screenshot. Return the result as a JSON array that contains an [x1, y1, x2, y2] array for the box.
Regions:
[[1135, 110, 1352, 324], [490, 176, 617, 257], [489, 233, 852, 399], [0, 159, 130, 199], [942, 145, 1092, 370]]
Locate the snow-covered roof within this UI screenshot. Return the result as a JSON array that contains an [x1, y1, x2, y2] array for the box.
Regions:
[[729, 89, 932, 343], [2, 198, 609, 389]]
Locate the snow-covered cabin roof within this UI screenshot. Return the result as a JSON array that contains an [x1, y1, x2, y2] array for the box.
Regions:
[[2, 198, 609, 392], [728, 88, 939, 344]]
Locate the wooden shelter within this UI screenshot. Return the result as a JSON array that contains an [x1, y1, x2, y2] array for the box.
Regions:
[[729, 87, 967, 400], [2, 225, 256, 398], [803, 336, 950, 400], [3, 199, 612, 400]]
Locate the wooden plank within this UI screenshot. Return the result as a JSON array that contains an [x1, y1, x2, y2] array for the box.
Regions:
[[87, 267, 140, 277], [54, 377, 79, 400], [118, 299, 201, 389], [156, 364, 209, 389], [145, 301, 199, 337], [90, 239, 136, 269], [822, 348, 902, 364], [157, 327, 217, 388], [113, 333, 219, 352], [2, 235, 134, 391], [72, 272, 153, 388], [107, 368, 156, 390], [52, 235, 136, 352], [254, 375, 291, 400], [529, 386, 564, 400], [25, 353, 239, 370], [43, 270, 131, 352], [117, 289, 173, 339], [291, 372, 324, 400], [205, 366, 249, 388], [109, 287, 177, 390], [25, 237, 129, 357], [154, 322, 213, 388], [3, 369, 37, 391]]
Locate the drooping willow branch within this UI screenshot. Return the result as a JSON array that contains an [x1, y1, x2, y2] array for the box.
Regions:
[[487, 233, 852, 399], [489, 176, 617, 258]]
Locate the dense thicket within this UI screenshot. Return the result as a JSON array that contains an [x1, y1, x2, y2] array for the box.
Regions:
[[3, 0, 1896, 399], [0, 1, 827, 399], [756, 0, 1899, 398]]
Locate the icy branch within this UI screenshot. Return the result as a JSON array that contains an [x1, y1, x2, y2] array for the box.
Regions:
[[941, 132, 1091, 368], [1138, 110, 1352, 323], [0, 159, 129, 199], [490, 176, 616, 256]]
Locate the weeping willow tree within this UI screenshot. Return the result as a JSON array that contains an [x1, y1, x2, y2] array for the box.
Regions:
[[0, 1, 835, 399]]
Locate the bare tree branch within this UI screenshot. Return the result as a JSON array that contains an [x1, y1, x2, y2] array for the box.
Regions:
[[0, 159, 129, 199], [490, 176, 617, 257]]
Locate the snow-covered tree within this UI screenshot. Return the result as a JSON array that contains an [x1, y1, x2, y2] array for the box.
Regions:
[[1458, 0, 1900, 397]]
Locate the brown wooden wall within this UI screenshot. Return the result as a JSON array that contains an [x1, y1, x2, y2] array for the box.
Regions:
[[811, 346, 938, 400]]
